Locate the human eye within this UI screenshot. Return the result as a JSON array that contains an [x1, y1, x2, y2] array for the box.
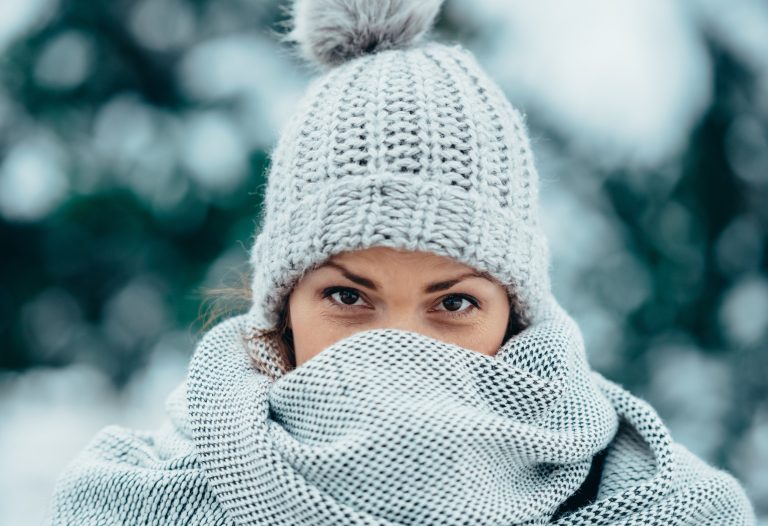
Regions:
[[322, 286, 369, 311], [432, 293, 479, 319]]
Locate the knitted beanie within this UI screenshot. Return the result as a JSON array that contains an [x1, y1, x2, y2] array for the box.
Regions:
[[248, 0, 553, 332]]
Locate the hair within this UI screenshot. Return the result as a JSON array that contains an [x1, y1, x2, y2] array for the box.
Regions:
[[199, 267, 530, 376]]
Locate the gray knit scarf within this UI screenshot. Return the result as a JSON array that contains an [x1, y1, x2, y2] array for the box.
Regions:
[[49, 298, 756, 525]]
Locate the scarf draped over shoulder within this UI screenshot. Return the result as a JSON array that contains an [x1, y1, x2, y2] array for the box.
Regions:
[[49, 297, 757, 525]]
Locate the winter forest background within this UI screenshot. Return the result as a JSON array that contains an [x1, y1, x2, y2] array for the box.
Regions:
[[1, 0, 767, 524]]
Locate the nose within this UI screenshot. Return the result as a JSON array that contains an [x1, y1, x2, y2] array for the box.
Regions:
[[378, 312, 431, 338]]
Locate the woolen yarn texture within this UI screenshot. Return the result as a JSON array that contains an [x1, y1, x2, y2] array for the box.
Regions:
[[248, 1, 551, 331], [49, 301, 757, 525], [48, 0, 757, 524]]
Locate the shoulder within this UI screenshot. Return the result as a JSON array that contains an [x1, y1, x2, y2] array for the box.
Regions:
[[48, 382, 231, 526], [558, 373, 758, 525]]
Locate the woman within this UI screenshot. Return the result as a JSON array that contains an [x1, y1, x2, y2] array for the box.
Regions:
[[49, 0, 756, 524]]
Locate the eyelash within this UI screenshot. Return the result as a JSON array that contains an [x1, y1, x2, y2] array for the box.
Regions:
[[321, 286, 480, 319]]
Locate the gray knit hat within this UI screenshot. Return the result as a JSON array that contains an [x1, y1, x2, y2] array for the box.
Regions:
[[247, 0, 553, 331]]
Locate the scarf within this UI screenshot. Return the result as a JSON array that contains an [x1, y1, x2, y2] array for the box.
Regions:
[[49, 297, 757, 525]]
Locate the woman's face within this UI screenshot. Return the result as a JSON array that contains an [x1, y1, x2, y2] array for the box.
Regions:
[[286, 246, 511, 367]]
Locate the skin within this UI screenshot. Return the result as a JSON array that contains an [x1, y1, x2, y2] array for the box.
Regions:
[[286, 246, 511, 367]]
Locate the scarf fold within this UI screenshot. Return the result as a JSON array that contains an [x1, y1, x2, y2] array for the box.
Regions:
[[49, 297, 757, 525], [187, 297, 618, 525]]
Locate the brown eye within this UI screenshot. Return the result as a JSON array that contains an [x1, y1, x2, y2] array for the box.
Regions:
[[442, 295, 467, 311], [435, 294, 478, 318], [334, 289, 361, 305], [322, 287, 366, 310]]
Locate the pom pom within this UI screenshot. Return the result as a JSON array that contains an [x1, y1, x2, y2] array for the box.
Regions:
[[281, 0, 445, 69]]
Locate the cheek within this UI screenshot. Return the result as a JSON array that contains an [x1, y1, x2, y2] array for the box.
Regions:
[[288, 295, 358, 366], [463, 297, 510, 356], [450, 326, 503, 357], [293, 325, 362, 367]]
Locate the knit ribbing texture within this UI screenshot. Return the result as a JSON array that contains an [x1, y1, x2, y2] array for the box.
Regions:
[[248, 41, 551, 331], [47, 1, 758, 522]]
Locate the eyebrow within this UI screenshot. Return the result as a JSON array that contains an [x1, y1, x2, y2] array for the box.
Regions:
[[316, 261, 496, 294]]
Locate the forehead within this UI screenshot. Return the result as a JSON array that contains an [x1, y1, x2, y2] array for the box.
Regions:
[[311, 250, 501, 293]]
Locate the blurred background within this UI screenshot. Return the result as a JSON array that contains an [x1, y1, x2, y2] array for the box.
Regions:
[[0, 0, 766, 523]]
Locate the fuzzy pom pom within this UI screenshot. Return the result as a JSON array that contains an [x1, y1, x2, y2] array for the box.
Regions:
[[281, 0, 445, 69]]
